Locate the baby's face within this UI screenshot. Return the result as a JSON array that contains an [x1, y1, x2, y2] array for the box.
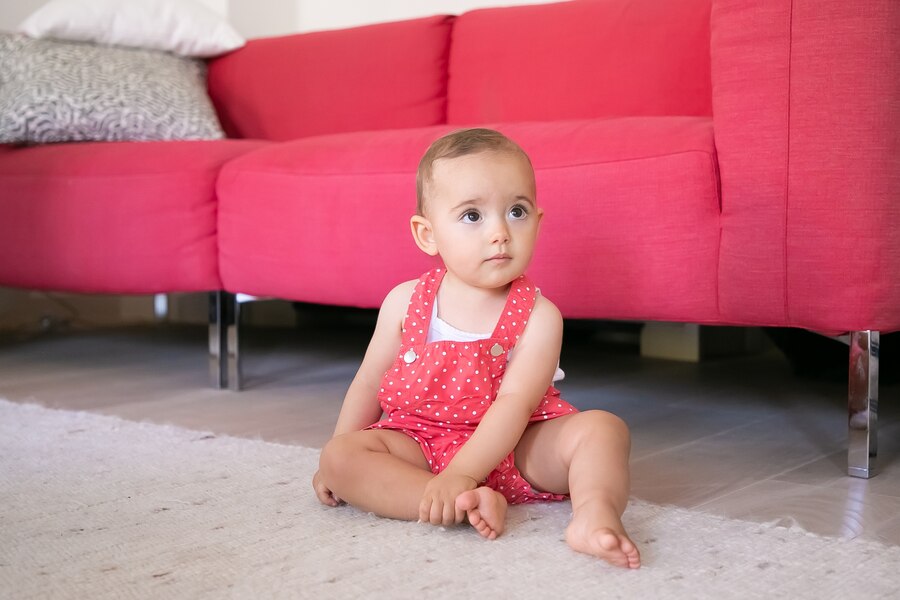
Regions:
[[423, 150, 541, 290]]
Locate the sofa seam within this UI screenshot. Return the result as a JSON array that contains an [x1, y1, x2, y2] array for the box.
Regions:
[[782, 1, 794, 328], [0, 169, 225, 181], [222, 149, 718, 179], [213, 169, 241, 289], [440, 15, 455, 125], [707, 149, 722, 320]]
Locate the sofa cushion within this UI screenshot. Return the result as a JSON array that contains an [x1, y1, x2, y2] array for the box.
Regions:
[[18, 0, 245, 58], [218, 127, 447, 306], [0, 34, 226, 144], [207, 15, 454, 141], [218, 117, 720, 322], [0, 140, 267, 293], [448, 0, 712, 124]]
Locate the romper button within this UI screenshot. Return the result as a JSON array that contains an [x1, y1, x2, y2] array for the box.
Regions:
[[403, 349, 418, 364], [490, 343, 504, 357]]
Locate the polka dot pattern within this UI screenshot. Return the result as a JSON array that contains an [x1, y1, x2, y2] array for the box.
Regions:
[[369, 268, 578, 505]]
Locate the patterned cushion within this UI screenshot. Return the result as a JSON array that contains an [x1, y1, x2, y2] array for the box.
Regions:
[[0, 34, 224, 144]]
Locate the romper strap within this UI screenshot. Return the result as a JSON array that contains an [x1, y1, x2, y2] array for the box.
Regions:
[[489, 274, 537, 346], [400, 267, 445, 348]]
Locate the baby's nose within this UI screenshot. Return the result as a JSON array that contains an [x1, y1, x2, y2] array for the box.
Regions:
[[490, 221, 510, 244]]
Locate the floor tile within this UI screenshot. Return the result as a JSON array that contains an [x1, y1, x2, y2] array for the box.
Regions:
[[693, 478, 900, 543]]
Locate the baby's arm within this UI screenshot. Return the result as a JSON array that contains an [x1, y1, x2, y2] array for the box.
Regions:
[[313, 280, 416, 506], [331, 280, 416, 436], [418, 295, 563, 523]]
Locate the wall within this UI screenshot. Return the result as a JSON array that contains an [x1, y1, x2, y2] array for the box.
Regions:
[[1, 0, 557, 37], [295, 0, 555, 34]]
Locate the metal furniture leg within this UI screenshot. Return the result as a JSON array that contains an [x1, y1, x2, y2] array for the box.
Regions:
[[153, 293, 169, 322], [847, 330, 879, 478], [208, 291, 249, 391], [209, 292, 228, 389], [227, 296, 242, 391]]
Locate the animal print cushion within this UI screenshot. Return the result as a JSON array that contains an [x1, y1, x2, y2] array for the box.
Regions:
[[0, 34, 224, 144]]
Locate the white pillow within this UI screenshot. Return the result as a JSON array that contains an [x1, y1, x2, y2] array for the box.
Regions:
[[18, 0, 245, 58]]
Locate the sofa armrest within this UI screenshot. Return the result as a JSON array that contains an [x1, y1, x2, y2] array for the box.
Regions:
[[712, 0, 900, 332]]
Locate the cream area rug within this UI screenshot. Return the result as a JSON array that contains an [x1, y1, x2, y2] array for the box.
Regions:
[[2, 399, 899, 599]]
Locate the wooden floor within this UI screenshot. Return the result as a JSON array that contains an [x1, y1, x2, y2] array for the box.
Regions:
[[2, 314, 899, 545]]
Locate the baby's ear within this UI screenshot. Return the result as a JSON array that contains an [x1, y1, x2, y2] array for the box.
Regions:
[[410, 215, 438, 256]]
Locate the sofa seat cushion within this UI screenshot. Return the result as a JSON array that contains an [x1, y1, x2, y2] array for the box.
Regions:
[[0, 139, 268, 293], [218, 117, 720, 322]]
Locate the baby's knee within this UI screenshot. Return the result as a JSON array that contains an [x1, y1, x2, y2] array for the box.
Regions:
[[577, 410, 630, 445], [319, 434, 357, 481]]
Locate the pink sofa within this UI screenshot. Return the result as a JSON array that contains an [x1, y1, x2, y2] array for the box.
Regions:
[[0, 0, 897, 477]]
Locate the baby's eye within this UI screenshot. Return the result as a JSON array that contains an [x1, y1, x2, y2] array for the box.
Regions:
[[461, 210, 481, 223], [509, 205, 529, 220]]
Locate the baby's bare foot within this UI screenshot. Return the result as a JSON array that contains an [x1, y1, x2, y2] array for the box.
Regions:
[[565, 504, 641, 569], [455, 487, 508, 540]]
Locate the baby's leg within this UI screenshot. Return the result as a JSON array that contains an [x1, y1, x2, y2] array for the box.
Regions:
[[514, 411, 641, 569], [318, 429, 432, 520]]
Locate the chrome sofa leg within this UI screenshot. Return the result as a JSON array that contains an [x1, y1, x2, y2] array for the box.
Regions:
[[209, 292, 229, 389], [848, 330, 879, 478], [209, 291, 242, 390], [227, 296, 243, 391], [154, 293, 169, 322]]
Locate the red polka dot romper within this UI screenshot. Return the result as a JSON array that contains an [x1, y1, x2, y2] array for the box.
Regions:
[[368, 267, 578, 505]]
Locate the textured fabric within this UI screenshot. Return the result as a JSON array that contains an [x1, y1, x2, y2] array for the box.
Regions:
[[207, 15, 453, 141], [369, 268, 577, 504], [710, 0, 791, 327], [712, 0, 900, 332], [0, 140, 267, 293], [217, 117, 720, 323], [0, 34, 224, 144], [18, 0, 244, 58], [784, 0, 900, 333], [448, 0, 712, 124], [218, 126, 451, 307], [6, 400, 900, 598]]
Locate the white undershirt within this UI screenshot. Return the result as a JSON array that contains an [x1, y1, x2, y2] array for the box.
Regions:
[[426, 297, 565, 382]]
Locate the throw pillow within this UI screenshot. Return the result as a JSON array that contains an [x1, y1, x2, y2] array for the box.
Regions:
[[0, 34, 225, 144], [18, 0, 245, 58]]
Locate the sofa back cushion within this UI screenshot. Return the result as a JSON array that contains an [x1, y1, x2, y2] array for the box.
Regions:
[[447, 0, 712, 124], [207, 15, 453, 141]]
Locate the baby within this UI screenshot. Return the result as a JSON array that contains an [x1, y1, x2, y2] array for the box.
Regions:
[[313, 128, 640, 569]]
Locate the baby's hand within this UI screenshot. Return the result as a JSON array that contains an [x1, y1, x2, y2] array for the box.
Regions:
[[312, 469, 342, 507], [419, 472, 478, 526]]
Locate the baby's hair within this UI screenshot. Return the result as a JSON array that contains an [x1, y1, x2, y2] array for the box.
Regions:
[[416, 128, 533, 215]]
